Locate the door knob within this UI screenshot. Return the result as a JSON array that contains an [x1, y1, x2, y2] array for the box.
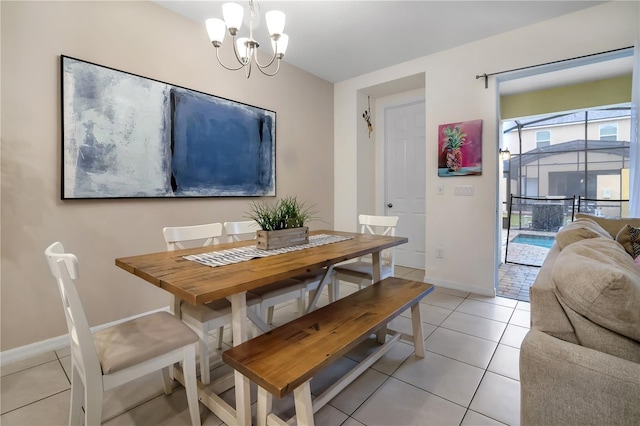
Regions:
[[387, 203, 393, 208]]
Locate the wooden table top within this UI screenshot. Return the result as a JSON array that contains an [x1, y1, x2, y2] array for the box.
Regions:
[[115, 230, 407, 305]]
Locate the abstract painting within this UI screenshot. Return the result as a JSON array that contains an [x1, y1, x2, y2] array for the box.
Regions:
[[437, 119, 482, 177], [61, 56, 276, 199]]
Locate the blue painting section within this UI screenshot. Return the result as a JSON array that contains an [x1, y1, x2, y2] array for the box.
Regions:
[[170, 88, 275, 196]]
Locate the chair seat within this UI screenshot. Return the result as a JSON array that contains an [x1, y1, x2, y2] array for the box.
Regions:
[[334, 262, 393, 280], [93, 311, 198, 374], [181, 298, 231, 323], [181, 293, 261, 323], [249, 279, 307, 298]]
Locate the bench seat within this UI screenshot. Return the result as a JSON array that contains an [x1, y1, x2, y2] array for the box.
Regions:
[[223, 276, 434, 426]]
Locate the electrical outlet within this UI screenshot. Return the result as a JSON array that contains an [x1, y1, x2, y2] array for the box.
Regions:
[[436, 247, 444, 258], [437, 184, 445, 195]]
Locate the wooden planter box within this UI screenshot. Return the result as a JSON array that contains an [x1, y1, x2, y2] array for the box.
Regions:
[[256, 227, 309, 250]]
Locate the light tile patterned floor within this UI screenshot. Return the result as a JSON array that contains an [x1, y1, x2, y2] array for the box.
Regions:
[[1, 267, 530, 425]]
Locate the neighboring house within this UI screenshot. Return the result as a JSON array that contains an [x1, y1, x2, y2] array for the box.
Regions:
[[501, 108, 631, 215]]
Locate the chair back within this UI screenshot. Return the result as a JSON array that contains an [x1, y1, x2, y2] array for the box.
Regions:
[[223, 220, 260, 242], [359, 214, 398, 237], [163, 223, 223, 251], [44, 242, 101, 385], [358, 214, 399, 268]]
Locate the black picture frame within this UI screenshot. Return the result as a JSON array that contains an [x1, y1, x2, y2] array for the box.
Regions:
[[61, 55, 276, 199]]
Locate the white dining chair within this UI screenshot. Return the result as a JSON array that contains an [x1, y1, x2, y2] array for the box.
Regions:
[[223, 220, 329, 324], [163, 222, 232, 385], [44, 242, 200, 426], [331, 214, 399, 298]]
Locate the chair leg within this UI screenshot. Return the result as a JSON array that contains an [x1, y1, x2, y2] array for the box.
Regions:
[[183, 344, 202, 426], [216, 325, 224, 350], [297, 289, 305, 314], [330, 274, 340, 301], [266, 306, 274, 325], [84, 378, 103, 426], [69, 364, 84, 426], [161, 366, 173, 395]]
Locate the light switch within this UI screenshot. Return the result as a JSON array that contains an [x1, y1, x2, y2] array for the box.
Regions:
[[454, 185, 474, 196], [437, 184, 444, 195]]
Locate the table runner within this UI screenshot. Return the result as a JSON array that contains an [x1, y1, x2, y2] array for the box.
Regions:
[[184, 234, 352, 268]]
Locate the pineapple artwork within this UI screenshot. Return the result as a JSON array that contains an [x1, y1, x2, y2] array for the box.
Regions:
[[443, 125, 466, 171], [438, 119, 483, 177]]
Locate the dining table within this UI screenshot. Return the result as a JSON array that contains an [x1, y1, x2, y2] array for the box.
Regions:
[[115, 229, 408, 426]]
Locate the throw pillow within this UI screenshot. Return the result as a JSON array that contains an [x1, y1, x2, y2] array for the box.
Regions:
[[552, 237, 640, 342], [555, 218, 611, 250], [615, 224, 640, 259], [575, 213, 640, 238]]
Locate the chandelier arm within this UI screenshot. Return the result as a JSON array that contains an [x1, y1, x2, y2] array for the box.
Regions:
[[214, 46, 246, 71], [256, 58, 281, 77], [253, 49, 278, 69]]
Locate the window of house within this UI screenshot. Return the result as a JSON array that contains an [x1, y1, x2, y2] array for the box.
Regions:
[[536, 130, 551, 148], [599, 123, 618, 141]]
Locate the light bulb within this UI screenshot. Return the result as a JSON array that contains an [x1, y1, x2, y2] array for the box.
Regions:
[[236, 37, 249, 62], [271, 33, 289, 57], [222, 3, 244, 33], [265, 10, 285, 36], [206, 18, 226, 44]]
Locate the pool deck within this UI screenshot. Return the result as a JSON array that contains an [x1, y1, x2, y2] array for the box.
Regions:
[[498, 229, 552, 302]]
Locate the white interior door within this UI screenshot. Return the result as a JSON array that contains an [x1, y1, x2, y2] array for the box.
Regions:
[[385, 101, 426, 268]]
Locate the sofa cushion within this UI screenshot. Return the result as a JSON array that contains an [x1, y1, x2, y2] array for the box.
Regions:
[[555, 217, 611, 250], [552, 238, 640, 344], [575, 213, 640, 239], [616, 224, 640, 258], [529, 245, 579, 344]]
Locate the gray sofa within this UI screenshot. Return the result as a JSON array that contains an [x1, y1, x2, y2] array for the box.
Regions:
[[520, 213, 640, 425]]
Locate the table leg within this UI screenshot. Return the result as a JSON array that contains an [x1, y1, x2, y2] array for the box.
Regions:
[[170, 296, 183, 381], [305, 266, 334, 313], [230, 292, 252, 426], [372, 252, 387, 344]]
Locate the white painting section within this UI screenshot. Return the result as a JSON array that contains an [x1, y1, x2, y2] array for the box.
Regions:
[[63, 58, 170, 198]]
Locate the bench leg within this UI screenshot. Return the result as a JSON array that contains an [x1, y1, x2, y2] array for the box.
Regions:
[[256, 386, 272, 426], [294, 380, 314, 426], [411, 302, 425, 357]]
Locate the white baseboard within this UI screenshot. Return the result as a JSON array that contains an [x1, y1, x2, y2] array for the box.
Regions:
[[422, 276, 496, 297], [0, 306, 170, 367]]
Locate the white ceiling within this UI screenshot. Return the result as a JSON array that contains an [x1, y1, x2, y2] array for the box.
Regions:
[[154, 1, 613, 84]]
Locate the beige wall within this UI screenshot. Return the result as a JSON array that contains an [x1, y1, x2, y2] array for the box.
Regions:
[[335, 1, 639, 296], [0, 1, 334, 351]]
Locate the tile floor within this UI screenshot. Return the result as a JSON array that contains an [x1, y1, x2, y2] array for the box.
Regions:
[[0, 266, 530, 426]]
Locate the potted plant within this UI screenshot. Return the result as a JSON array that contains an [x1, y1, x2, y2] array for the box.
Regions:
[[247, 196, 316, 250], [441, 125, 466, 172]]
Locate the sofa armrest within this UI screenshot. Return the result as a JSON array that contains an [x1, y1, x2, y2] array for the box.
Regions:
[[520, 328, 640, 426]]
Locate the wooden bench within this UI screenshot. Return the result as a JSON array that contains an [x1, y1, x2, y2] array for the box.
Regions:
[[223, 276, 435, 426]]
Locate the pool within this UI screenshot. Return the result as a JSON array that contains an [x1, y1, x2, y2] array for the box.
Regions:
[[511, 234, 555, 249]]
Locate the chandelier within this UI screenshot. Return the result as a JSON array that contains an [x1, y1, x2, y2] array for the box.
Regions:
[[206, 0, 289, 78]]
